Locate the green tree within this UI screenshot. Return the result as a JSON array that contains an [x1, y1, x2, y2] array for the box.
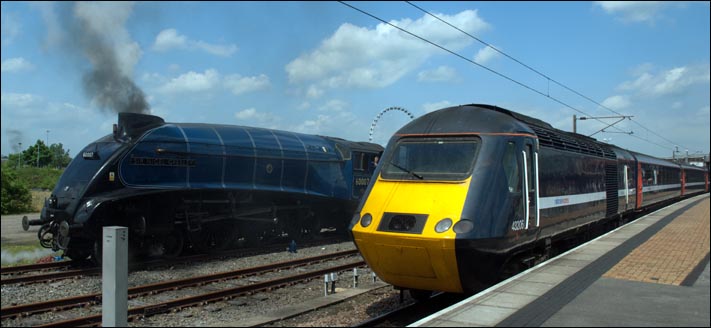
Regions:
[[17, 140, 72, 169], [48, 143, 72, 168], [1, 168, 33, 214]]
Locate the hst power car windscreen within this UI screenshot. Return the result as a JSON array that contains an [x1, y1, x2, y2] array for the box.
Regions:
[[381, 137, 479, 181]]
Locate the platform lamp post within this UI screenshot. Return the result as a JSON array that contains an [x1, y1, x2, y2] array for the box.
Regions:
[[18, 142, 22, 169], [45, 130, 50, 168]]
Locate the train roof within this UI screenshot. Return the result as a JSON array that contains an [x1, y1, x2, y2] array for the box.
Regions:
[[400, 104, 615, 159], [629, 151, 681, 168], [396, 104, 534, 136], [117, 113, 382, 158], [679, 163, 707, 171], [322, 137, 384, 153]]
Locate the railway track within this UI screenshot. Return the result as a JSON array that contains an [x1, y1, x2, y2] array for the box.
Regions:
[[1, 237, 346, 286], [353, 292, 466, 327], [2, 249, 362, 324], [0, 260, 74, 275]]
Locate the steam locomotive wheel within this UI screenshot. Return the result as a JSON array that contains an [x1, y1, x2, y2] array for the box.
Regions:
[[306, 217, 322, 238], [285, 213, 306, 241], [191, 221, 237, 253], [91, 239, 103, 266], [65, 249, 91, 261], [161, 230, 184, 258]]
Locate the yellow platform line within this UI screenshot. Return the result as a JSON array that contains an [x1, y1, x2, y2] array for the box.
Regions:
[[603, 197, 710, 285]]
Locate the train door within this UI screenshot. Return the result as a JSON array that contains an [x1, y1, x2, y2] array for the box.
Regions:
[[623, 164, 630, 210], [522, 138, 540, 234]]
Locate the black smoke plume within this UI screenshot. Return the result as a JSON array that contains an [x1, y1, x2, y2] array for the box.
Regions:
[[71, 2, 150, 114]]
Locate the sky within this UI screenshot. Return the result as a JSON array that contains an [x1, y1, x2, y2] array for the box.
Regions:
[[2, 1, 709, 161]]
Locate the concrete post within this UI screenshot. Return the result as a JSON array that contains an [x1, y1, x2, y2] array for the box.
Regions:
[[102, 227, 128, 327]]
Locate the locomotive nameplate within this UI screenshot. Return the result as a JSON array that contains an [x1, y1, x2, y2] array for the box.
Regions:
[[129, 156, 196, 167]]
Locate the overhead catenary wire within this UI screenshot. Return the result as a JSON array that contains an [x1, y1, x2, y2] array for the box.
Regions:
[[339, 1, 696, 154], [338, 2, 605, 125], [404, 1, 694, 153]]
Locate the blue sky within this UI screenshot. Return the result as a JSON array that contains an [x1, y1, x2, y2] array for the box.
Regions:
[[2, 1, 709, 160]]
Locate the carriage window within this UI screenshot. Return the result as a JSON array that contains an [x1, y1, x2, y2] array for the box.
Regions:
[[503, 141, 520, 193]]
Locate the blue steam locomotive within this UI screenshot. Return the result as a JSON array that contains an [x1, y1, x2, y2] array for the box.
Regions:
[[25, 113, 382, 262]]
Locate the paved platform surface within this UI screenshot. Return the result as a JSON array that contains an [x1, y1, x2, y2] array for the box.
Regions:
[[411, 193, 710, 327]]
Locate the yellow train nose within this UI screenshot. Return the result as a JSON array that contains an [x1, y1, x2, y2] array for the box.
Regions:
[[353, 232, 463, 292], [351, 177, 472, 293]]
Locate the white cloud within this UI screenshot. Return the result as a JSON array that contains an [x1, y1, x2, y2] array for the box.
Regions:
[[1, 92, 42, 108], [285, 10, 489, 93], [298, 101, 311, 110], [618, 65, 710, 96], [290, 101, 359, 138], [422, 100, 452, 113], [158, 69, 220, 94], [234, 108, 274, 123], [306, 85, 324, 99], [594, 1, 666, 23], [30, 2, 63, 47], [1, 57, 34, 72], [473, 45, 500, 65], [223, 74, 270, 95], [417, 66, 457, 82], [153, 28, 237, 57], [318, 99, 348, 112], [294, 114, 330, 134], [235, 108, 257, 120], [601, 95, 631, 110], [153, 28, 187, 51], [1, 10, 21, 46], [193, 40, 238, 57]]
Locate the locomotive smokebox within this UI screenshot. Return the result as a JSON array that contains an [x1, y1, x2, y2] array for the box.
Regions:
[[114, 112, 165, 140]]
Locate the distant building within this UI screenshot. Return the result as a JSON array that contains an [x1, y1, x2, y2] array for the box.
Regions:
[[664, 153, 709, 168]]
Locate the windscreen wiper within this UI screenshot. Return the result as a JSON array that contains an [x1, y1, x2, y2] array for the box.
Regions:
[[389, 161, 423, 180]]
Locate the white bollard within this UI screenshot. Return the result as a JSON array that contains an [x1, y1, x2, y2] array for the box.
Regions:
[[353, 268, 359, 288], [330, 272, 337, 293], [102, 227, 128, 327], [324, 274, 330, 296]]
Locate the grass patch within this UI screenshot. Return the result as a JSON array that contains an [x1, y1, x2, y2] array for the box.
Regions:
[[1, 244, 62, 266], [31, 190, 51, 212]]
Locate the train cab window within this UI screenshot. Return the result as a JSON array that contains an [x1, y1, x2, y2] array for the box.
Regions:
[[381, 137, 479, 181], [503, 142, 520, 193], [353, 152, 366, 171]]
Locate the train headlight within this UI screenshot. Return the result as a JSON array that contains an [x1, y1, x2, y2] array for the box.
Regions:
[[360, 213, 373, 228], [453, 219, 474, 234], [434, 218, 452, 233]]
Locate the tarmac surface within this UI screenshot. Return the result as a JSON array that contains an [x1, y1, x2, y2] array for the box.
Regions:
[[1, 213, 41, 245], [411, 194, 710, 327]]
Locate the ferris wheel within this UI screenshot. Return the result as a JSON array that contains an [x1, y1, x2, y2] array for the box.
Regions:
[[369, 106, 415, 142]]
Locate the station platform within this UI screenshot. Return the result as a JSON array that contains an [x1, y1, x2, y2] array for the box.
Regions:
[[410, 193, 710, 327]]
